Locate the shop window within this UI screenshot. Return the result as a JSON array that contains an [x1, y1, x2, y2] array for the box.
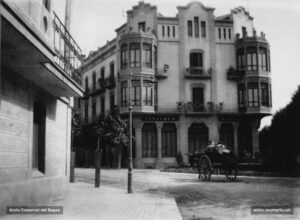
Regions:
[[138, 22, 146, 32], [261, 82, 269, 107], [238, 84, 246, 107], [187, 20, 193, 37], [131, 80, 141, 106], [238, 123, 252, 156], [121, 81, 128, 107], [189, 52, 203, 74], [33, 101, 46, 174], [143, 81, 153, 106], [142, 43, 152, 68], [121, 44, 128, 69], [130, 43, 140, 68], [201, 21, 206, 37], [188, 123, 208, 153], [162, 123, 177, 157], [194, 17, 199, 37], [246, 47, 257, 70], [142, 123, 157, 157], [220, 123, 234, 149], [248, 82, 259, 107]]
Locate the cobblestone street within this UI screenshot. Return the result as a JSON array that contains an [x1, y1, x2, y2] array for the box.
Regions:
[[76, 168, 300, 220]]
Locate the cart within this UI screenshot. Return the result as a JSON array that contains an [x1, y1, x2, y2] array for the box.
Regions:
[[195, 144, 238, 181]]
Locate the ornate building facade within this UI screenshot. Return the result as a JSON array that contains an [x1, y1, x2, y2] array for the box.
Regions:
[[80, 1, 272, 168]]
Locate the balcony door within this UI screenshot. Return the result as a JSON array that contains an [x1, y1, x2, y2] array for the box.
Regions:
[[192, 87, 204, 112]]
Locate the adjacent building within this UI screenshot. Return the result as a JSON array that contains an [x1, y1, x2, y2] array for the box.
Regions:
[[0, 0, 83, 215], [79, 1, 272, 168]]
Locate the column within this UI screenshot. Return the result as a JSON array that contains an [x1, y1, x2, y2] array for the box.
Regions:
[[252, 122, 260, 155], [133, 123, 143, 168], [156, 122, 163, 168], [233, 123, 239, 156]]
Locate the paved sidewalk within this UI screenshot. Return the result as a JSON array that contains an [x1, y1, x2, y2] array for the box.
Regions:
[[1, 182, 182, 220]]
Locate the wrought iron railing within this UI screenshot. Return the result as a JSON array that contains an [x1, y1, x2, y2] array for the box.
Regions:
[[53, 12, 83, 85]]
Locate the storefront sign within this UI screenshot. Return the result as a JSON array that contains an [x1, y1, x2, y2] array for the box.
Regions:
[[142, 115, 179, 121]]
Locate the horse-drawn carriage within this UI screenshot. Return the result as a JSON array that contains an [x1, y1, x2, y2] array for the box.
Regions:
[[190, 143, 238, 181]]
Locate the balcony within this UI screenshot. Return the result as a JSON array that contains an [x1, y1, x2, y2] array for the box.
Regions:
[[1, 0, 83, 97], [185, 67, 212, 79], [177, 101, 224, 114], [155, 65, 169, 79], [227, 67, 246, 80]]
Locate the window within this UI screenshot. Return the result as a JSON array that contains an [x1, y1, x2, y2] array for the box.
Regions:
[[167, 26, 170, 37], [261, 82, 269, 107], [218, 28, 221, 39], [101, 67, 105, 79], [143, 81, 153, 106], [228, 28, 231, 39], [189, 52, 203, 74], [223, 28, 226, 39], [77, 98, 81, 110], [201, 21, 206, 37], [192, 87, 204, 112], [187, 20, 193, 37], [142, 43, 152, 68], [259, 48, 267, 71], [173, 26, 175, 37], [121, 44, 128, 69], [194, 17, 199, 37], [43, 0, 50, 11], [142, 123, 157, 157], [237, 48, 245, 69], [33, 102, 46, 174], [85, 77, 89, 92], [154, 46, 157, 69], [138, 22, 146, 32], [84, 101, 88, 123], [247, 48, 257, 70], [110, 62, 115, 78], [188, 123, 208, 153], [92, 72, 96, 91], [238, 84, 246, 107], [162, 123, 177, 157], [92, 100, 96, 120], [121, 81, 128, 107], [248, 82, 259, 107], [242, 26, 247, 35], [162, 26, 165, 37], [110, 93, 115, 110], [101, 96, 105, 116], [131, 80, 141, 106], [130, 43, 140, 68]]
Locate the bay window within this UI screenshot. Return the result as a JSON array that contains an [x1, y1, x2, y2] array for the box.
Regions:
[[130, 43, 140, 68], [248, 82, 259, 107], [142, 43, 152, 68]]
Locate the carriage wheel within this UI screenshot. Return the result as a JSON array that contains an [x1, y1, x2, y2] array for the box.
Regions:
[[198, 155, 212, 181], [225, 165, 238, 181]]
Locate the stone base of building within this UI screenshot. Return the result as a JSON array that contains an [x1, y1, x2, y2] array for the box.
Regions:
[[0, 177, 67, 216]]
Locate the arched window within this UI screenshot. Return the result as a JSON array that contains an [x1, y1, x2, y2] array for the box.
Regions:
[[142, 123, 157, 157], [220, 123, 234, 149], [188, 123, 208, 153], [162, 123, 177, 157], [33, 101, 46, 173]]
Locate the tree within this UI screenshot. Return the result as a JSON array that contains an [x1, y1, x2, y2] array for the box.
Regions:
[[95, 109, 129, 168]]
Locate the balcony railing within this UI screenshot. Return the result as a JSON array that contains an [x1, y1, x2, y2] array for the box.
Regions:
[[53, 12, 83, 85], [227, 67, 246, 80], [177, 101, 224, 113], [185, 67, 212, 79]]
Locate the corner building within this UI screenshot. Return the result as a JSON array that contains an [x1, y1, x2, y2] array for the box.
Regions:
[[0, 0, 83, 215], [81, 1, 272, 168]]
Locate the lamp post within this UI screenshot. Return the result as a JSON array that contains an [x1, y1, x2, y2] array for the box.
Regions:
[[127, 72, 133, 193]]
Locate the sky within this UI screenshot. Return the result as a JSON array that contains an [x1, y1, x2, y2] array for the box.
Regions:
[[53, 0, 300, 128]]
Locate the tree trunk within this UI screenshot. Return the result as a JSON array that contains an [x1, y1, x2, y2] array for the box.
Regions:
[[118, 146, 121, 169]]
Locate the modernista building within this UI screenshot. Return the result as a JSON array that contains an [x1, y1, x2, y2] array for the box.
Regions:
[[79, 1, 272, 168], [0, 0, 83, 215]]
